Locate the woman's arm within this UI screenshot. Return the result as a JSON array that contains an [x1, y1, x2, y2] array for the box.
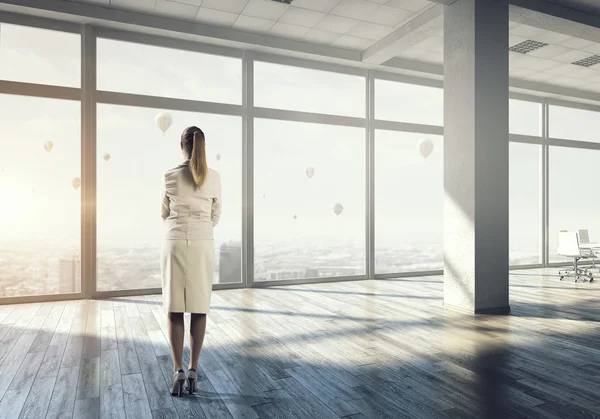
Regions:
[[161, 173, 170, 220], [211, 172, 222, 227]]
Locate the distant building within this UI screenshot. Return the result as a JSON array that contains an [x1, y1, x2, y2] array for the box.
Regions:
[[218, 241, 241, 284], [59, 256, 81, 293]]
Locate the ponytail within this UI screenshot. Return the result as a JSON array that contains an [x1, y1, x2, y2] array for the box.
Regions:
[[189, 130, 208, 187]]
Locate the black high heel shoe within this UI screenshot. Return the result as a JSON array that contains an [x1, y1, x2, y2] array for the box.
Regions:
[[186, 368, 198, 395], [170, 369, 186, 397]]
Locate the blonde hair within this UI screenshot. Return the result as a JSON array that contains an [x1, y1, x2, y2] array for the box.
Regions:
[[189, 130, 208, 187]]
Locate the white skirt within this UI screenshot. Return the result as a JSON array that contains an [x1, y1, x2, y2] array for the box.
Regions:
[[161, 239, 214, 314]]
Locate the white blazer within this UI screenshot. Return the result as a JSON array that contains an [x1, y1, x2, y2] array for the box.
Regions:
[[160, 160, 222, 240]]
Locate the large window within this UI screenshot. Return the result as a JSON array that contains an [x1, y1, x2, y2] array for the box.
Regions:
[[97, 39, 242, 105], [549, 105, 600, 143], [374, 132, 443, 273], [96, 105, 242, 291], [0, 94, 81, 297], [253, 119, 366, 281], [549, 146, 600, 262], [375, 80, 443, 126], [254, 61, 365, 117], [0, 23, 80, 87], [509, 142, 541, 265], [510, 99, 542, 137]]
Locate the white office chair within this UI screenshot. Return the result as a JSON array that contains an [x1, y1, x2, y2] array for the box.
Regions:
[[557, 231, 593, 282], [577, 229, 598, 270]]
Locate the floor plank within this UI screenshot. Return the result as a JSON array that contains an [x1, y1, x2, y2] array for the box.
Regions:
[[122, 373, 152, 419], [46, 367, 80, 419]]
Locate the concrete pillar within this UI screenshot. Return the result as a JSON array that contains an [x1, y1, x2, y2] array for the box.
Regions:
[[443, 0, 510, 314]]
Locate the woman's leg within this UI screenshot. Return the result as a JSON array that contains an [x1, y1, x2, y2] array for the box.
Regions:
[[189, 313, 207, 371], [168, 312, 185, 372]]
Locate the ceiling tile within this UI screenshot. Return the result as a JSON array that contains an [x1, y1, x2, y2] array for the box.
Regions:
[[544, 63, 577, 75], [195, 7, 239, 26], [313, 14, 359, 34], [509, 67, 538, 79], [554, 76, 588, 88], [567, 67, 600, 80], [279, 7, 326, 28], [509, 35, 527, 47], [154, 0, 199, 20], [365, 5, 413, 27], [528, 45, 571, 59], [551, 49, 592, 64], [385, 0, 430, 12], [233, 15, 275, 33], [73, 0, 109, 5], [589, 73, 600, 83], [348, 21, 395, 40], [330, 0, 380, 21], [242, 0, 289, 20], [269, 21, 310, 39], [413, 36, 442, 52], [291, 0, 341, 13], [201, 0, 249, 14], [332, 34, 373, 50], [510, 24, 544, 38], [171, 0, 203, 6], [581, 42, 600, 55], [369, 0, 387, 3], [110, 0, 155, 13], [511, 55, 557, 71], [302, 28, 341, 44], [509, 21, 520, 30], [531, 31, 572, 45], [526, 72, 557, 83], [558, 37, 594, 50]]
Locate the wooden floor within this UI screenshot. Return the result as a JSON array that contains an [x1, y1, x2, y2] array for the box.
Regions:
[[0, 269, 599, 419]]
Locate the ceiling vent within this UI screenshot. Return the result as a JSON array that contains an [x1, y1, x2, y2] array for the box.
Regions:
[[509, 40, 548, 54], [572, 55, 600, 67], [268, 0, 293, 3]]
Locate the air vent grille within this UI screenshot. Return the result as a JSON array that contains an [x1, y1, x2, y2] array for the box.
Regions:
[[268, 0, 293, 4], [509, 40, 548, 54], [572, 55, 600, 67]]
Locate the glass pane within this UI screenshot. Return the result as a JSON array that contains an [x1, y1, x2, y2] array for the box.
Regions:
[[549, 146, 600, 262], [550, 105, 600, 143], [0, 94, 81, 297], [509, 143, 541, 265], [97, 39, 242, 105], [254, 119, 366, 281], [374, 131, 443, 273], [254, 61, 365, 117], [0, 23, 80, 87], [375, 79, 443, 126], [97, 105, 242, 291], [510, 99, 542, 136]]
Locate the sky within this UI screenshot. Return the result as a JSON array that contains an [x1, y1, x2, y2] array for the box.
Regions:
[[0, 22, 591, 271]]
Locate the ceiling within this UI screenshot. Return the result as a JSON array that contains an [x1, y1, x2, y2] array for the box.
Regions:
[[395, 16, 600, 94], [65, 0, 434, 50]]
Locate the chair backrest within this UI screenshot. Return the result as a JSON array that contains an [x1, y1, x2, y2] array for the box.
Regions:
[[578, 229, 590, 244], [558, 231, 580, 257]]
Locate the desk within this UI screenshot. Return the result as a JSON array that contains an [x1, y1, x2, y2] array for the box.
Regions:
[[581, 243, 600, 249]]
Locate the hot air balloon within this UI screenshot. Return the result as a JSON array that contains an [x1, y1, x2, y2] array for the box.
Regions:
[[417, 138, 434, 159], [103, 153, 111, 162], [72, 177, 81, 190], [293, 214, 298, 220], [305, 166, 315, 178], [333, 203, 344, 216], [262, 193, 266, 199], [216, 154, 221, 162], [44, 141, 54, 152], [155, 112, 172, 134], [31, 188, 36, 194]]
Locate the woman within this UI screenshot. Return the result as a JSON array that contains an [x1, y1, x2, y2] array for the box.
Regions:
[[160, 125, 221, 397]]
